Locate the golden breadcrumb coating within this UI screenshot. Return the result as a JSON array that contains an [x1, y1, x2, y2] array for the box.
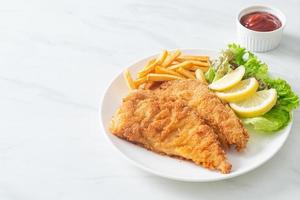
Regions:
[[110, 90, 231, 173], [156, 80, 249, 150]]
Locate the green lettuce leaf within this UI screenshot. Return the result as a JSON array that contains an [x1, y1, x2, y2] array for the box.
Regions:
[[263, 77, 299, 112], [211, 49, 234, 82], [244, 58, 268, 80], [205, 67, 215, 83], [243, 108, 290, 132], [228, 44, 268, 81], [228, 43, 247, 65], [213, 59, 232, 81], [225, 43, 299, 132]]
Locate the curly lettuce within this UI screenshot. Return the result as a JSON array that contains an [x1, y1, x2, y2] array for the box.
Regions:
[[243, 108, 290, 132], [263, 78, 299, 112], [205, 47, 234, 83], [205, 67, 216, 83], [228, 43, 268, 81], [215, 44, 299, 132]]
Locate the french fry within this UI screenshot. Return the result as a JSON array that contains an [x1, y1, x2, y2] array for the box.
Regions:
[[145, 58, 156, 68], [171, 61, 180, 65], [190, 60, 210, 67], [183, 65, 202, 71], [137, 58, 157, 78], [176, 55, 209, 62], [156, 49, 168, 65], [167, 61, 192, 70], [124, 69, 137, 89], [176, 67, 196, 79], [195, 69, 207, 83], [161, 49, 181, 67], [207, 59, 212, 68], [137, 50, 168, 78], [155, 66, 185, 78], [197, 66, 209, 72], [134, 76, 147, 87], [184, 64, 209, 72], [124, 49, 211, 90], [147, 73, 183, 81]]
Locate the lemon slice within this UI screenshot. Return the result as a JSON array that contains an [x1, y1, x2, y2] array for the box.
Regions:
[[229, 89, 277, 117], [209, 66, 245, 91], [216, 78, 259, 102]]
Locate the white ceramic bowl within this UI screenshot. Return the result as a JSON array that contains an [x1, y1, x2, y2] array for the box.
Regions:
[[237, 5, 286, 52]]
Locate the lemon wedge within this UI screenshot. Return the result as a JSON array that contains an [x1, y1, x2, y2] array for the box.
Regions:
[[209, 66, 245, 91], [229, 89, 277, 117], [216, 78, 259, 102]]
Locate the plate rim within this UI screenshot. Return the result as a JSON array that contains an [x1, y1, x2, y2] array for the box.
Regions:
[[99, 48, 293, 182]]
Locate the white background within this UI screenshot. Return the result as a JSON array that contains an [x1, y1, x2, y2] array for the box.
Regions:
[[0, 0, 299, 199]]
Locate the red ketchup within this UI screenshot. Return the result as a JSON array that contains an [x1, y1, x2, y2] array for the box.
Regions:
[[240, 11, 282, 32]]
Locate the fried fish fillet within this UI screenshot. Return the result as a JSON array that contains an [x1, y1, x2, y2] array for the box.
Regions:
[[155, 80, 249, 150], [110, 90, 231, 173]]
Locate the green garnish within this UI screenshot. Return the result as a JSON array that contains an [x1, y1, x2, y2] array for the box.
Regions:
[[211, 43, 299, 132]]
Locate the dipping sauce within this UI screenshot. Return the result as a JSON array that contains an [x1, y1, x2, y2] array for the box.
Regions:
[[240, 11, 282, 32]]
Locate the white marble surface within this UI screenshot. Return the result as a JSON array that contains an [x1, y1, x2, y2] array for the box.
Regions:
[[0, 0, 300, 199]]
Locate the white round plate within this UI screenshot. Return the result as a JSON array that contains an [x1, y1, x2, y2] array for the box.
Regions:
[[100, 49, 293, 182]]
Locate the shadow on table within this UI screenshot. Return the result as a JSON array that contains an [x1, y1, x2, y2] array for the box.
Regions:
[[271, 33, 300, 57]]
